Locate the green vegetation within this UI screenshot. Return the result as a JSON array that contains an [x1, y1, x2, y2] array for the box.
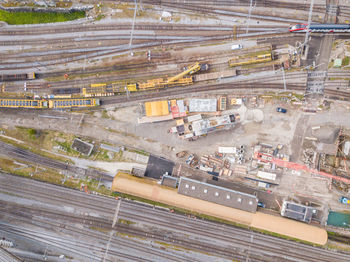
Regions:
[[95, 14, 105, 21], [126, 148, 150, 156], [0, 157, 64, 184], [118, 218, 136, 225], [101, 109, 109, 119], [0, 9, 85, 25], [0, 132, 73, 164], [342, 56, 350, 66], [55, 1, 73, 8], [326, 242, 350, 252], [55, 140, 75, 154]]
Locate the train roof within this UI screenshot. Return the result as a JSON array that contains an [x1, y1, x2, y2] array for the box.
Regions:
[[309, 24, 350, 29]]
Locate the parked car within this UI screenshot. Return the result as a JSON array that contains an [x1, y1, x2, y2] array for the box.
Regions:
[[231, 44, 243, 50], [276, 107, 287, 113], [258, 202, 266, 208]]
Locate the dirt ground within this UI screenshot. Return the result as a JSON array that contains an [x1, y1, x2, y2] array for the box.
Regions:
[[1, 97, 350, 225], [112, 173, 328, 245]]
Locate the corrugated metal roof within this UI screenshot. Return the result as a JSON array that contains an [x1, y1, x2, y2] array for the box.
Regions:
[[188, 99, 217, 112], [281, 201, 316, 223], [178, 177, 258, 213]]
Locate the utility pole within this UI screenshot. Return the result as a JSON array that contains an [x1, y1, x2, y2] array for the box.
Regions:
[[246, 0, 254, 34], [281, 66, 287, 92], [303, 0, 315, 48], [129, 0, 138, 54], [102, 200, 121, 262]]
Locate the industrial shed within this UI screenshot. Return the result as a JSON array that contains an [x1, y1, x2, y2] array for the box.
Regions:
[[188, 99, 217, 112], [161, 175, 178, 188], [178, 177, 258, 213], [71, 138, 94, 156], [281, 201, 317, 223]]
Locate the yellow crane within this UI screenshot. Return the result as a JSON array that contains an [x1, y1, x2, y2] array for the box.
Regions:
[[86, 62, 208, 96], [166, 62, 201, 83]]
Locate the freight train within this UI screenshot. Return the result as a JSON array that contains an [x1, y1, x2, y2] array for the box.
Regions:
[[289, 23, 350, 33], [0, 72, 36, 82], [0, 98, 99, 109]]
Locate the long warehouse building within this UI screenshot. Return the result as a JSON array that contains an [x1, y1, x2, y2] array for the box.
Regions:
[[178, 177, 258, 213]]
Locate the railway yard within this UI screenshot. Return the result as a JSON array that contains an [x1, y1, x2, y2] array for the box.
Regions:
[[1, 0, 350, 261]]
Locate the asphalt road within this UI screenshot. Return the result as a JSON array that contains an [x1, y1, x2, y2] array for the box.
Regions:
[[1, 172, 350, 262]]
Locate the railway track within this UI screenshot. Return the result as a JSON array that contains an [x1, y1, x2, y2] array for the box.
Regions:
[[0, 140, 112, 181], [0, 205, 249, 261], [138, 0, 350, 20], [1, 173, 350, 262], [0, 31, 289, 71], [0, 23, 287, 35], [98, 82, 304, 106]]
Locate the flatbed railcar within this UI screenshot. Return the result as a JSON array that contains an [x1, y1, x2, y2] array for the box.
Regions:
[[289, 23, 350, 33], [0, 72, 36, 82], [229, 52, 272, 67]]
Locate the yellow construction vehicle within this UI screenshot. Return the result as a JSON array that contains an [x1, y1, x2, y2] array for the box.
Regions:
[[84, 62, 208, 97], [166, 62, 201, 83]]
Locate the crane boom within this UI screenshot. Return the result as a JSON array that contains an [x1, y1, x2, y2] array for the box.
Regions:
[[166, 62, 201, 83]]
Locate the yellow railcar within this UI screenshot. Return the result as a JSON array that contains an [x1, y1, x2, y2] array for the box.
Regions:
[[229, 52, 272, 67], [138, 78, 165, 90], [0, 98, 47, 108], [49, 98, 100, 109]]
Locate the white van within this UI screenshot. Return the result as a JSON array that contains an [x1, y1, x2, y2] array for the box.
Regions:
[[231, 44, 243, 50]]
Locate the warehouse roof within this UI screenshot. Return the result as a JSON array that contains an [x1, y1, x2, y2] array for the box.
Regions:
[[281, 201, 316, 223], [161, 175, 178, 188], [145, 100, 169, 117], [71, 138, 94, 156], [178, 177, 258, 213], [188, 99, 217, 112]]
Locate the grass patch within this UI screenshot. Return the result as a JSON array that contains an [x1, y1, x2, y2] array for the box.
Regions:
[[118, 218, 136, 225], [326, 242, 350, 252], [0, 157, 65, 184], [0, 9, 85, 25], [0, 134, 73, 164], [95, 14, 105, 21], [56, 1, 73, 8], [89, 226, 109, 233], [101, 109, 109, 119], [342, 56, 350, 66], [126, 148, 150, 157]]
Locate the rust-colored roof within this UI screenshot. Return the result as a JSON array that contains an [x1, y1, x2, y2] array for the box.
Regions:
[[145, 100, 169, 117]]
